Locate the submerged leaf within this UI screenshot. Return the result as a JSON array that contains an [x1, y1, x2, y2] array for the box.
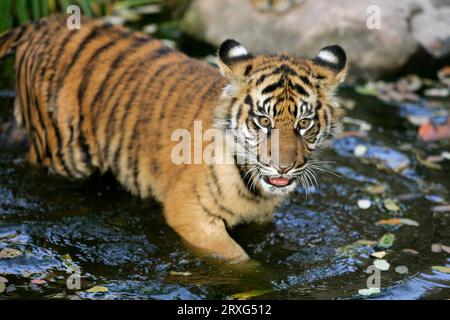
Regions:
[[424, 88, 449, 97], [341, 117, 372, 132], [337, 242, 372, 257], [431, 266, 450, 274], [0, 276, 7, 294], [169, 271, 192, 276], [355, 85, 379, 96], [441, 245, 450, 254], [0, 248, 22, 259], [365, 184, 387, 195], [31, 279, 47, 285], [384, 199, 401, 212], [438, 66, 450, 86], [432, 205, 450, 213], [373, 259, 390, 271], [398, 74, 422, 92], [370, 251, 386, 259], [0, 231, 18, 241], [402, 248, 419, 255], [407, 114, 430, 126], [232, 289, 271, 300], [417, 157, 443, 170], [358, 287, 381, 296], [398, 218, 420, 227], [355, 240, 377, 246], [378, 233, 395, 249], [86, 286, 108, 293], [426, 155, 444, 163]]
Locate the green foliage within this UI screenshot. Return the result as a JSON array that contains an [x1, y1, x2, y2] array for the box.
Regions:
[[0, 0, 169, 32], [0, 1, 13, 32]]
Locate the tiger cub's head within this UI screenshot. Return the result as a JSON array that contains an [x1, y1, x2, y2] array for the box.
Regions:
[[215, 39, 347, 196]]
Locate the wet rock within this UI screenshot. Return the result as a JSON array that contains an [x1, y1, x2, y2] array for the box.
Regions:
[[411, 6, 450, 58], [183, 0, 450, 78]]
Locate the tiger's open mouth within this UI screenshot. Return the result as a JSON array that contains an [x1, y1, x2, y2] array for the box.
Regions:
[[264, 176, 294, 187]]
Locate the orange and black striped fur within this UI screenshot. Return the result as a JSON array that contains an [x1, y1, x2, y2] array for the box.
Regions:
[[0, 16, 347, 261]]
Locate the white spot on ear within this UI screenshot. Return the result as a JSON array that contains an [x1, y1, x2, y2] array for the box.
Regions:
[[228, 45, 248, 58], [317, 50, 338, 64]]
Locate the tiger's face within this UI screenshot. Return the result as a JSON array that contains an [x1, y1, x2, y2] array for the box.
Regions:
[[215, 40, 347, 196]]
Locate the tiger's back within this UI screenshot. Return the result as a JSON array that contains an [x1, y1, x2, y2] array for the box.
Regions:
[[2, 16, 226, 200]]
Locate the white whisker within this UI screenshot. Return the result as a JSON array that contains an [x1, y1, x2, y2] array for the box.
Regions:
[[308, 164, 341, 178], [305, 167, 319, 191]]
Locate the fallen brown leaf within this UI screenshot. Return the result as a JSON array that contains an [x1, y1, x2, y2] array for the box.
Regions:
[[0, 248, 22, 259], [31, 279, 47, 285], [402, 249, 419, 255], [419, 117, 450, 142], [376, 219, 401, 225]]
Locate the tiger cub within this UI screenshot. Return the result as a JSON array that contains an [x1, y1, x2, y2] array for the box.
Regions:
[[0, 16, 347, 261]]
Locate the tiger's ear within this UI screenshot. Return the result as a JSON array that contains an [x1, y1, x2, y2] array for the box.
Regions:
[[217, 39, 253, 78], [313, 45, 347, 87]]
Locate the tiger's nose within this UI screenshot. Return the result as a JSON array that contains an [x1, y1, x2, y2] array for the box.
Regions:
[[275, 158, 307, 174], [275, 162, 295, 174]]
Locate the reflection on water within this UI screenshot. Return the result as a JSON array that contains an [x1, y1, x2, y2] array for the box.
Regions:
[[0, 85, 449, 300]]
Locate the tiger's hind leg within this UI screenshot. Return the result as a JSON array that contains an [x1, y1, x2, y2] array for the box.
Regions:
[[11, 17, 99, 180], [14, 89, 96, 179], [14, 96, 53, 170]]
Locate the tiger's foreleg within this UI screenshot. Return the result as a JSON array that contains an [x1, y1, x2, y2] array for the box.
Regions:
[[164, 177, 249, 262], [165, 204, 249, 262]]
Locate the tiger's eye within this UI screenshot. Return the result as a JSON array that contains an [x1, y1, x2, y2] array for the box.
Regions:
[[298, 119, 311, 129], [258, 116, 271, 128]]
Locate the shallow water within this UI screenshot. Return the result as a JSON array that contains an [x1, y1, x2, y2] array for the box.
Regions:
[[0, 8, 449, 299], [0, 83, 449, 300]]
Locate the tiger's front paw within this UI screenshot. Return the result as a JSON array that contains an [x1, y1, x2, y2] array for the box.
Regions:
[[216, 244, 250, 263], [167, 215, 250, 262], [184, 232, 250, 262]]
